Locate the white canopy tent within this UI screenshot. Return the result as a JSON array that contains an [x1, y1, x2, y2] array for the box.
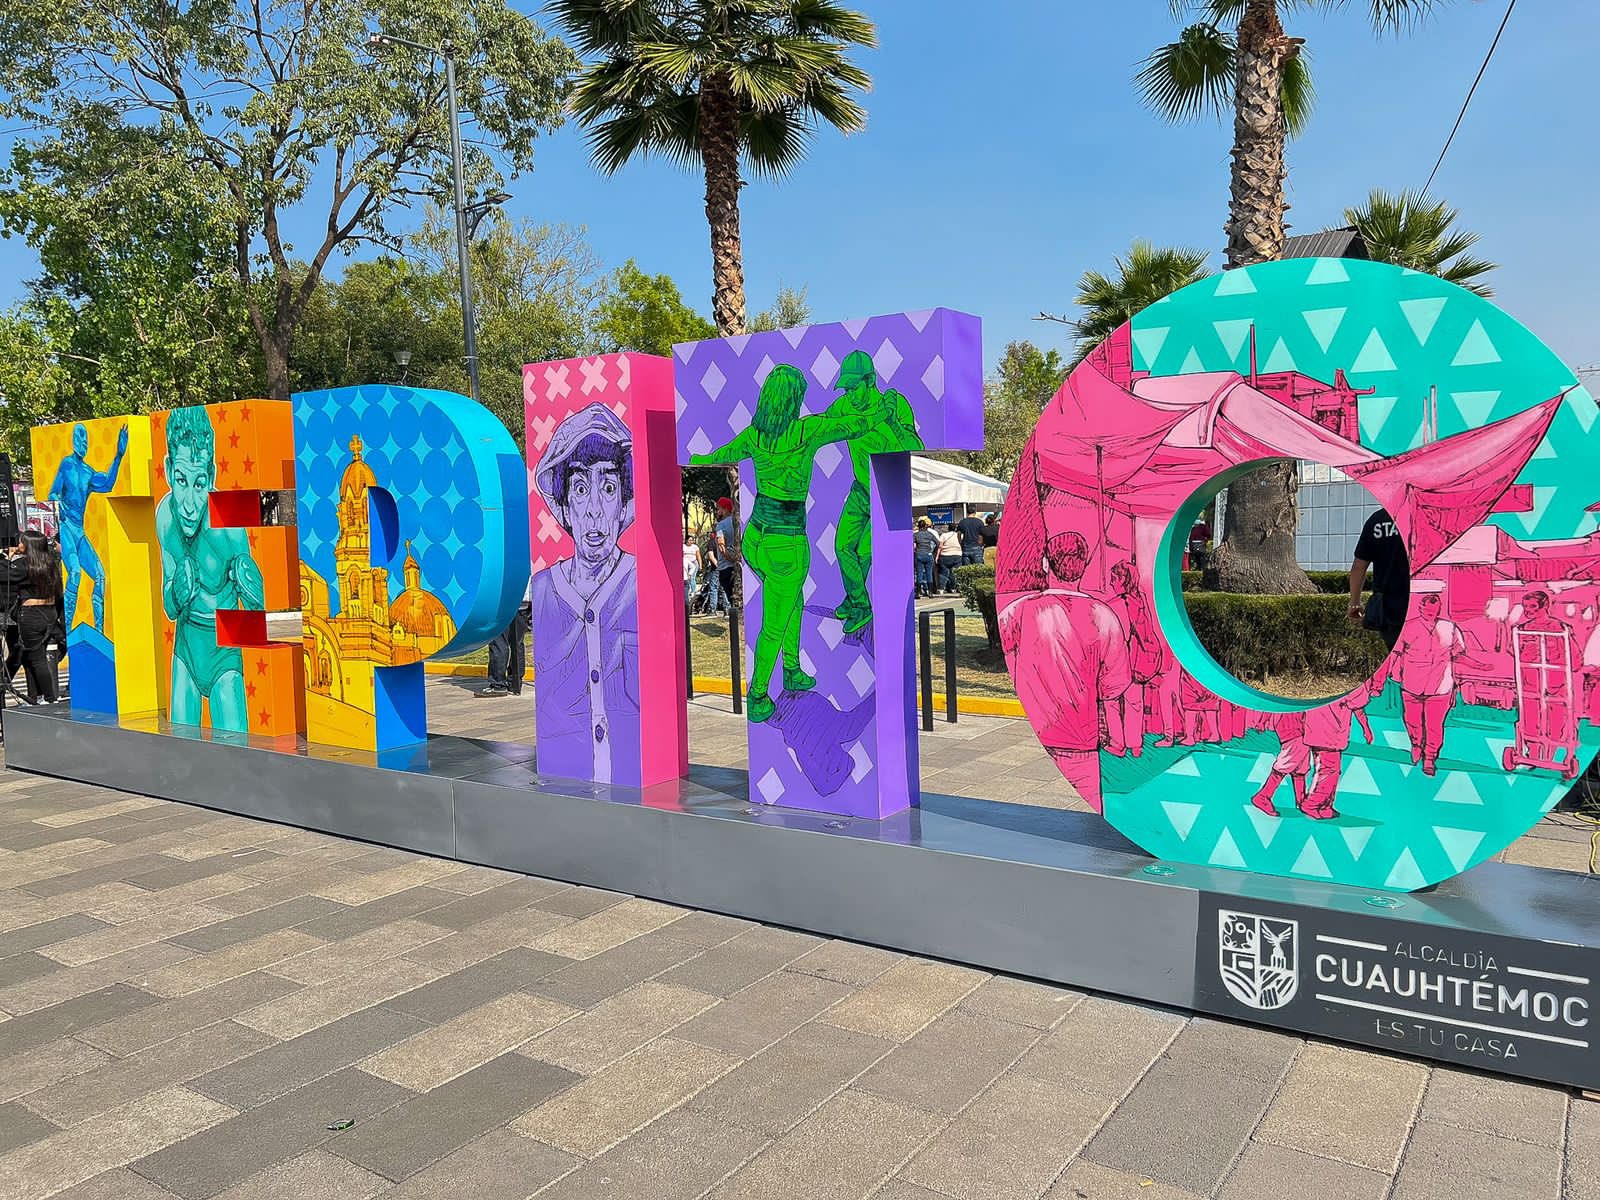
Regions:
[[910, 455, 1009, 512]]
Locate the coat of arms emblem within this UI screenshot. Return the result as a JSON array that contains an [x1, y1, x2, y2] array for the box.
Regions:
[[1218, 910, 1299, 1011]]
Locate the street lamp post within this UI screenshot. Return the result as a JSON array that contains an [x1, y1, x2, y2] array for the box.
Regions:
[[368, 32, 480, 404]]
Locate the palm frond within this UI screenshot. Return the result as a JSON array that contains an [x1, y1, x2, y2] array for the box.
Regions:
[[1137, 23, 1235, 124], [1344, 187, 1496, 295], [1280, 46, 1314, 137], [742, 105, 810, 177]]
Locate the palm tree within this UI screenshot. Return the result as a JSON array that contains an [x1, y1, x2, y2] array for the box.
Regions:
[[1069, 241, 1213, 361], [554, 0, 875, 336], [1345, 188, 1496, 297], [1138, 0, 1448, 594]]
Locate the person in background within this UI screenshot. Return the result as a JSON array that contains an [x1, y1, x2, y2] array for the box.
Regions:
[[1187, 515, 1211, 572], [682, 534, 700, 608], [982, 513, 1000, 549], [955, 510, 987, 566], [1389, 586, 1464, 776], [0, 532, 64, 703], [707, 496, 736, 617], [936, 523, 962, 594], [1348, 507, 1408, 650], [482, 576, 532, 697], [912, 517, 938, 599]]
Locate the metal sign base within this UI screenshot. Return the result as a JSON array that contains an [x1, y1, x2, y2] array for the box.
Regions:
[[5, 703, 1596, 1090]]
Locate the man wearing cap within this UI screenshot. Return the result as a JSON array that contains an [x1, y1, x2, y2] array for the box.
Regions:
[[529, 403, 639, 785], [831, 351, 923, 633]]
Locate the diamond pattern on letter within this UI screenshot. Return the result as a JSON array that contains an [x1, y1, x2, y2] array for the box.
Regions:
[[701, 361, 727, 402], [920, 354, 945, 401], [756, 768, 784, 805], [846, 654, 875, 699], [873, 337, 904, 383], [810, 346, 840, 389]]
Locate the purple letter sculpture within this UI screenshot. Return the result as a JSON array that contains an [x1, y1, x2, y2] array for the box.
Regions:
[[678, 310, 981, 817]]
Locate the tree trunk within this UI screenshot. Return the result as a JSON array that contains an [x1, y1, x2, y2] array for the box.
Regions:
[[700, 73, 746, 338], [262, 332, 291, 401], [1224, 0, 1293, 269], [1206, 462, 1313, 594], [1212, 0, 1313, 595]]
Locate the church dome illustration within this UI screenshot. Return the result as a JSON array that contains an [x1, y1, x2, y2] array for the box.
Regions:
[[339, 435, 379, 500], [390, 541, 453, 642]]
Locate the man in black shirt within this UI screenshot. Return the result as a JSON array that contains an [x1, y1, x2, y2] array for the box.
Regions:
[[982, 513, 999, 548], [1348, 508, 1409, 650], [955, 512, 987, 565]]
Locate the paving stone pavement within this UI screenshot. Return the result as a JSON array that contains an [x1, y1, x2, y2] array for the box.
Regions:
[[0, 676, 1590, 1199]]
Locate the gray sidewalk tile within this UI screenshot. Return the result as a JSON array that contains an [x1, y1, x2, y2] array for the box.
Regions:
[[22, 854, 186, 898], [0, 950, 61, 988], [24, 1021, 274, 1126], [959, 975, 1083, 1030], [673, 969, 851, 1057], [1219, 1143, 1389, 1200], [191, 1006, 432, 1109], [384, 1130, 578, 1198], [689, 1020, 896, 1137], [784, 939, 904, 987], [1419, 1067, 1568, 1147], [856, 1009, 1042, 1115], [1254, 1043, 1427, 1171], [903, 1071, 1112, 1200], [0, 1099, 60, 1155], [532, 929, 707, 1008], [130, 1068, 412, 1199], [169, 897, 347, 953], [1046, 1161, 1203, 1199], [1389, 1118, 1561, 1200], [1014, 996, 1185, 1097], [78, 971, 302, 1055], [325, 1053, 579, 1181], [0, 914, 110, 957], [411, 878, 562, 931], [707, 1089, 941, 1200], [0, 983, 160, 1058], [383, 946, 574, 1023], [657, 926, 823, 997], [534, 1107, 769, 1200], [0, 1037, 113, 1104], [1082, 1020, 1298, 1194], [293, 886, 458, 941], [209, 1152, 389, 1200]]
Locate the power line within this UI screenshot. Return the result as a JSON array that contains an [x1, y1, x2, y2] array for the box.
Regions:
[[1421, 0, 1515, 196]]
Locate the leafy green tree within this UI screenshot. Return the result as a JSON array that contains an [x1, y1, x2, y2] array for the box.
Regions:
[[749, 283, 813, 332], [0, 0, 576, 397], [1139, 1, 1449, 593], [1344, 189, 1496, 297], [1067, 241, 1212, 361], [937, 341, 1067, 482], [595, 260, 716, 355], [0, 125, 262, 457], [555, 0, 875, 335]]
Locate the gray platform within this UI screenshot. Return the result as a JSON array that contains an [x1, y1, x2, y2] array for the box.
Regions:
[[5, 702, 1597, 1091]]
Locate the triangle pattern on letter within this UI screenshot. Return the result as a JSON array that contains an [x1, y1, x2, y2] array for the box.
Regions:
[[1448, 390, 1502, 430], [1162, 800, 1203, 841], [1262, 337, 1297, 373], [1291, 837, 1333, 879], [1132, 327, 1171, 369], [1306, 258, 1350, 285], [1207, 827, 1247, 869], [1180, 347, 1206, 375], [1340, 825, 1375, 860], [1434, 827, 1487, 873], [1214, 269, 1257, 296], [1302, 308, 1347, 353], [1451, 318, 1501, 366], [1213, 319, 1254, 362], [1337, 756, 1381, 797], [1399, 296, 1447, 346], [1244, 805, 1282, 850], [1433, 771, 1483, 805], [1384, 847, 1427, 891], [1352, 329, 1397, 374]]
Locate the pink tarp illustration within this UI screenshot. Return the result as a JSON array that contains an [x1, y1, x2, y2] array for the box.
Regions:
[[997, 258, 1600, 890]]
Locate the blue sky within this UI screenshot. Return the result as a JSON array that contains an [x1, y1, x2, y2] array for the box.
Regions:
[[2, 0, 1596, 374]]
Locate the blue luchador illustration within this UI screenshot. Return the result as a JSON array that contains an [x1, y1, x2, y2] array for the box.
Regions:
[[49, 421, 128, 629]]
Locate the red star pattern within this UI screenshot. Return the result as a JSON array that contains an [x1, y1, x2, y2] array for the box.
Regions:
[[217, 408, 229, 423], [228, 431, 240, 449], [257, 708, 270, 728], [247, 532, 258, 550], [218, 457, 230, 476], [240, 403, 252, 422], [163, 626, 174, 646], [255, 659, 269, 677], [246, 681, 258, 699], [242, 456, 254, 475]]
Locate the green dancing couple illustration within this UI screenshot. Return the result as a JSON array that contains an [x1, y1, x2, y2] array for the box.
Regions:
[[691, 351, 922, 724]]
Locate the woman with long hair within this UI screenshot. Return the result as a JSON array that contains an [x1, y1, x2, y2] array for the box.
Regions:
[[690, 365, 870, 723], [7, 532, 65, 703]]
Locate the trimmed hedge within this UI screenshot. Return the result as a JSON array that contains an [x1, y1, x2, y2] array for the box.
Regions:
[[945, 564, 1381, 681]]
